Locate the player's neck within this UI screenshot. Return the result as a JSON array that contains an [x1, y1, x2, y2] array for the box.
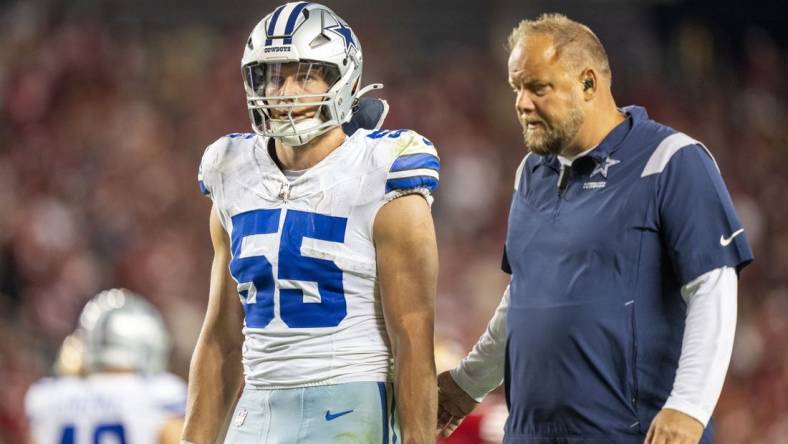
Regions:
[[274, 127, 347, 171]]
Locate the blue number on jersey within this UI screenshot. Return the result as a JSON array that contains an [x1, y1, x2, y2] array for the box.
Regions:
[[60, 423, 126, 444], [229, 209, 280, 328], [59, 425, 75, 444], [94, 424, 126, 444], [226, 132, 256, 139], [367, 129, 407, 139], [229, 209, 348, 329]]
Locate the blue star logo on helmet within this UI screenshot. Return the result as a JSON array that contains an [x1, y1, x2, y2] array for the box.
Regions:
[[326, 22, 356, 53]]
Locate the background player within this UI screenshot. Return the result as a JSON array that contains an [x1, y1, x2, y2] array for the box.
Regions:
[[25, 288, 186, 444], [181, 3, 438, 443]]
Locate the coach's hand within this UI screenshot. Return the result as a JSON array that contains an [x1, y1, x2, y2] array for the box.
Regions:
[[645, 408, 704, 444], [436, 370, 479, 438]]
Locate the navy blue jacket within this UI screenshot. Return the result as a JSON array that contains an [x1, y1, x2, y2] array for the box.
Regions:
[[502, 106, 753, 443]]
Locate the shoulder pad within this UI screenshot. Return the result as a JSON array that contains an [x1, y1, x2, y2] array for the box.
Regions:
[[343, 98, 389, 135]]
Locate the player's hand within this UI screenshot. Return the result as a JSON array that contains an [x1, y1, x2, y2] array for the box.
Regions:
[[436, 370, 479, 438], [645, 408, 704, 444]]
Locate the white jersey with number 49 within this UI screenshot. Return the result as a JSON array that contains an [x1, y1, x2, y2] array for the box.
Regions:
[[198, 128, 440, 388], [25, 373, 186, 444]]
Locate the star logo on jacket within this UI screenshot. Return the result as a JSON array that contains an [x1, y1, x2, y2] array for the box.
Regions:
[[591, 157, 620, 179]]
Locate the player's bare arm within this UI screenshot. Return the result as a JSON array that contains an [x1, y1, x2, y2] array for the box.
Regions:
[[374, 194, 438, 444], [182, 205, 245, 443]]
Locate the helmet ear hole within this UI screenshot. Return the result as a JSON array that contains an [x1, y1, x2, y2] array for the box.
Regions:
[[309, 34, 330, 47], [320, 106, 331, 121], [253, 109, 265, 128]]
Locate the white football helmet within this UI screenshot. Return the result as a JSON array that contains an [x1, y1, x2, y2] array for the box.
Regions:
[[78, 288, 171, 374], [242, 2, 382, 146]]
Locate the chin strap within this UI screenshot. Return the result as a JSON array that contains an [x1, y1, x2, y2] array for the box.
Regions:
[[270, 116, 326, 147]]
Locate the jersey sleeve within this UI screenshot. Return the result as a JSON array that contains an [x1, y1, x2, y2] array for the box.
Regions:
[[197, 140, 220, 199], [382, 130, 440, 204], [451, 285, 509, 401], [655, 143, 753, 284], [197, 166, 210, 196], [198, 134, 243, 199]]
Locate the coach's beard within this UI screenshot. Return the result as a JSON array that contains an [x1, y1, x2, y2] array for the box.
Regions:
[[521, 108, 584, 156]]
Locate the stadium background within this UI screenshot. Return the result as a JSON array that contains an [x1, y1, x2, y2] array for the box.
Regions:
[[0, 0, 785, 442]]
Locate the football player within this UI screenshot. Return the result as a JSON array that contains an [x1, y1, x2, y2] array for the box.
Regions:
[[182, 2, 439, 444], [25, 289, 186, 444]]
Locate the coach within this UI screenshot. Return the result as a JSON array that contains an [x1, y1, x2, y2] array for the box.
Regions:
[[437, 14, 753, 444]]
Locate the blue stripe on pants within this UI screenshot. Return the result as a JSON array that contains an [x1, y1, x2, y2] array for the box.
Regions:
[[391, 388, 398, 444], [377, 382, 388, 444]]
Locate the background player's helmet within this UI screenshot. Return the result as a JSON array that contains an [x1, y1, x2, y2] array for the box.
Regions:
[[241, 2, 381, 146], [78, 288, 171, 374]]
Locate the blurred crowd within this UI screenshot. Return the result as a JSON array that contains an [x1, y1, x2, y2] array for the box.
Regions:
[[0, 1, 785, 443]]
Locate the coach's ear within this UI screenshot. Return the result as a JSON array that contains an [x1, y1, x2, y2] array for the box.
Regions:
[[580, 68, 597, 100], [343, 97, 390, 135]]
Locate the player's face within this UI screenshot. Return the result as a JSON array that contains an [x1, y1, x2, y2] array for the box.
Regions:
[[508, 35, 585, 156], [245, 62, 337, 120]]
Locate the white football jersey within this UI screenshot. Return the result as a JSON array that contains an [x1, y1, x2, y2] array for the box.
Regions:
[[198, 128, 440, 388], [25, 373, 186, 444]]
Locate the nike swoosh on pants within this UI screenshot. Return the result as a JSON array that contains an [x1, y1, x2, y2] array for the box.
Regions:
[[325, 409, 354, 421]]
